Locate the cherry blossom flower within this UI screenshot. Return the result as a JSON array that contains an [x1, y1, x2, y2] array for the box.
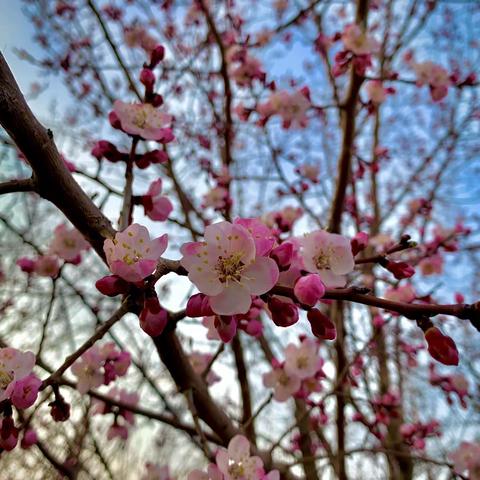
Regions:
[[104, 224, 168, 283], [9, 374, 42, 409], [418, 254, 443, 276], [263, 363, 301, 402], [284, 338, 321, 380], [202, 186, 230, 210], [342, 24, 379, 55], [34, 255, 60, 278], [142, 179, 173, 222], [49, 224, 89, 261], [298, 163, 319, 181], [365, 80, 387, 104], [384, 284, 416, 303], [258, 89, 311, 128], [300, 230, 355, 287], [0, 348, 38, 406], [449, 441, 480, 479], [216, 434, 264, 480], [413, 61, 450, 102], [111, 100, 173, 141], [180, 221, 279, 315], [71, 347, 104, 394]]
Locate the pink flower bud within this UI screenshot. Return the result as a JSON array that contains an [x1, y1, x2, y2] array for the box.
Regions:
[[270, 242, 294, 271], [294, 274, 325, 306], [49, 396, 71, 422], [384, 260, 415, 280], [186, 293, 214, 317], [351, 232, 369, 256], [140, 68, 155, 92], [95, 275, 130, 297], [149, 45, 165, 68], [139, 297, 169, 337], [215, 315, 238, 342], [307, 309, 336, 340], [21, 429, 38, 449], [10, 374, 42, 409], [268, 297, 299, 327], [91, 140, 122, 162], [425, 327, 459, 366], [16, 257, 36, 273], [108, 111, 122, 130]]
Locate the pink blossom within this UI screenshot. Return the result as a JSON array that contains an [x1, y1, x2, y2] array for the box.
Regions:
[[384, 284, 416, 303], [71, 347, 104, 394], [258, 89, 311, 128], [419, 254, 443, 276], [142, 179, 173, 222], [49, 224, 89, 261], [284, 339, 321, 380], [9, 374, 42, 409], [104, 224, 168, 283], [234, 218, 275, 256], [365, 80, 387, 104], [0, 348, 36, 404], [202, 316, 221, 341], [298, 163, 319, 181], [34, 255, 60, 278], [216, 434, 263, 480], [301, 230, 355, 287], [294, 274, 325, 306], [449, 441, 480, 478], [342, 24, 379, 55], [16, 257, 36, 274], [21, 429, 38, 449], [263, 364, 301, 402], [112, 100, 173, 141], [202, 186, 230, 210], [180, 221, 279, 315], [413, 61, 450, 102], [140, 297, 169, 337]]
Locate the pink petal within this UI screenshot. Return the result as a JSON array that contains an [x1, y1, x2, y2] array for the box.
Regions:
[[210, 284, 252, 315], [243, 257, 279, 295]]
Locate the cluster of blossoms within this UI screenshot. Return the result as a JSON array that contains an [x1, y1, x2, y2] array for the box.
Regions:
[[0, 418, 38, 452], [0, 348, 41, 410], [449, 441, 480, 479], [201, 165, 232, 213], [263, 338, 325, 402], [92, 387, 139, 440], [413, 61, 451, 102], [257, 87, 311, 129], [71, 342, 131, 394], [226, 45, 266, 87], [429, 364, 469, 408], [188, 434, 279, 480], [17, 223, 90, 278], [399, 420, 441, 450], [333, 23, 379, 76]]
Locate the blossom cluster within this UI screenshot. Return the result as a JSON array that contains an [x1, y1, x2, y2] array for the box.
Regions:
[[188, 434, 279, 480], [71, 342, 131, 394]]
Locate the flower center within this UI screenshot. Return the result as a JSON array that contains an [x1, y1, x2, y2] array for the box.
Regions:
[[215, 253, 244, 284], [296, 355, 309, 370], [0, 368, 14, 390], [63, 238, 76, 248], [228, 462, 246, 479], [133, 109, 148, 128], [314, 249, 331, 270]]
